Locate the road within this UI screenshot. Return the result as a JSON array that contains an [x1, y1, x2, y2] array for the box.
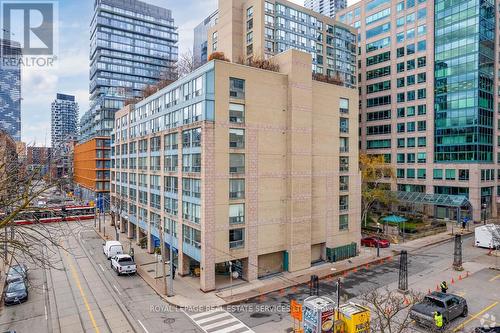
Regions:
[[226, 234, 500, 333], [0, 221, 200, 333], [1, 221, 498, 333]]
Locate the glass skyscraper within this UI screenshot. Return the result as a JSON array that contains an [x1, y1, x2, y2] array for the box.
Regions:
[[80, 0, 178, 141], [51, 94, 79, 148], [193, 10, 218, 66], [434, 0, 495, 163], [0, 39, 21, 141], [305, 0, 347, 18]]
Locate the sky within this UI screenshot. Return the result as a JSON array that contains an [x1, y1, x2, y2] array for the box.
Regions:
[[18, 0, 357, 145]]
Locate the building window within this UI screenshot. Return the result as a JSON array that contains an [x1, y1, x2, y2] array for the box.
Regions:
[[459, 169, 469, 181], [229, 228, 245, 249], [229, 103, 245, 123], [247, 6, 253, 18], [229, 153, 245, 173], [212, 31, 218, 51], [182, 201, 201, 224], [339, 215, 349, 231], [340, 98, 349, 113], [183, 225, 201, 249], [164, 176, 178, 193], [445, 169, 456, 180], [340, 118, 349, 133], [182, 153, 201, 172], [433, 169, 443, 180], [229, 128, 245, 148], [229, 78, 245, 99], [339, 176, 349, 191], [340, 156, 349, 172], [339, 196, 349, 211], [340, 137, 349, 153], [229, 179, 245, 199], [182, 178, 201, 198], [229, 204, 245, 224], [417, 169, 426, 179]]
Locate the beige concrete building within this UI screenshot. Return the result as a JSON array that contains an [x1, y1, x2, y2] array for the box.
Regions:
[[110, 49, 360, 291], [336, 0, 498, 221], [207, 0, 357, 88]]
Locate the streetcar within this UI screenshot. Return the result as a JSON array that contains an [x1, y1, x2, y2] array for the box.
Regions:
[[12, 206, 95, 225]]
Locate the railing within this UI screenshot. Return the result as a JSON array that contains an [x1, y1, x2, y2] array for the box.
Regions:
[[229, 216, 245, 225], [229, 191, 245, 199]]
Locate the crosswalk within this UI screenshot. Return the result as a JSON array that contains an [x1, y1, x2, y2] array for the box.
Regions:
[[186, 309, 255, 333]]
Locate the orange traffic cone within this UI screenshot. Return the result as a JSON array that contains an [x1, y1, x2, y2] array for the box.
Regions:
[[458, 275, 462, 281], [403, 296, 409, 305], [279, 289, 286, 297], [451, 278, 455, 285], [436, 285, 440, 291]]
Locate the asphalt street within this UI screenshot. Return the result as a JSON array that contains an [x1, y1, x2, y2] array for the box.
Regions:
[[0, 221, 200, 333], [0, 221, 498, 333], [227, 234, 500, 333]]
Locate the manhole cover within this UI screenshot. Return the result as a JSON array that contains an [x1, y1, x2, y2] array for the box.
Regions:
[[164, 318, 175, 325]]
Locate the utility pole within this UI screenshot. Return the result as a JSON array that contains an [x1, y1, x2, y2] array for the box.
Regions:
[[168, 235, 174, 296], [336, 278, 341, 320], [229, 261, 233, 298], [159, 223, 167, 295]]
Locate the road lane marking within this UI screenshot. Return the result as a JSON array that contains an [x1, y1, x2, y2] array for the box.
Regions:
[[138, 319, 149, 333], [98, 264, 104, 272], [62, 242, 101, 333], [489, 274, 500, 282], [182, 308, 254, 333], [113, 284, 122, 295], [452, 301, 498, 332], [45, 305, 48, 320]]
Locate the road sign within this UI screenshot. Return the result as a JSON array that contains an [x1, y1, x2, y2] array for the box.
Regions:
[[291, 299, 303, 321]]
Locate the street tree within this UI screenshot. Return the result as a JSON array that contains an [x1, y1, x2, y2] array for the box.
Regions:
[[0, 145, 75, 272], [360, 288, 424, 333], [360, 153, 397, 227]]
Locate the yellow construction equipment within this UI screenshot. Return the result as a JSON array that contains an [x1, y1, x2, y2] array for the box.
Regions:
[[334, 303, 370, 333]]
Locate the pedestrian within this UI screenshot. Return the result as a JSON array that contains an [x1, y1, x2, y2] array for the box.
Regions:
[[440, 281, 448, 293], [172, 264, 176, 280], [129, 246, 135, 262], [434, 311, 443, 331]]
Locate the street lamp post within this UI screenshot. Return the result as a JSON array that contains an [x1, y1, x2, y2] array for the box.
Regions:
[[376, 222, 381, 257], [482, 203, 487, 225]]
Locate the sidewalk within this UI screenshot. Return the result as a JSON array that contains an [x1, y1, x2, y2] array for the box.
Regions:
[[93, 216, 478, 308]]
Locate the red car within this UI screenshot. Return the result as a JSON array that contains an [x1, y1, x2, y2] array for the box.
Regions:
[[361, 237, 390, 248]]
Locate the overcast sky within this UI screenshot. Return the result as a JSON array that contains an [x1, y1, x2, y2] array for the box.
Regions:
[[18, 0, 358, 145]]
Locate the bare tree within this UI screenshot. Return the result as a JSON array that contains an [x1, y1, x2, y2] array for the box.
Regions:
[[0, 141, 80, 272], [175, 49, 202, 78], [360, 288, 426, 333]]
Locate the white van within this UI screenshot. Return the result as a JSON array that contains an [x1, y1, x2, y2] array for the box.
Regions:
[[103, 241, 124, 259], [475, 224, 500, 249]]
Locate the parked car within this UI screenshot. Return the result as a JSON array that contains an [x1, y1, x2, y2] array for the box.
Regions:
[[103, 241, 123, 259], [4, 281, 28, 306], [474, 327, 500, 333], [360, 236, 390, 248], [110, 254, 136, 275], [410, 292, 468, 329], [6, 264, 28, 284]]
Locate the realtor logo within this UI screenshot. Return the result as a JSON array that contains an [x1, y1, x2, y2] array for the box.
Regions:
[[1, 1, 55, 55]]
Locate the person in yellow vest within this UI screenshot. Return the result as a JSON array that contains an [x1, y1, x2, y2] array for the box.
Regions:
[[440, 281, 448, 293], [434, 311, 443, 330]]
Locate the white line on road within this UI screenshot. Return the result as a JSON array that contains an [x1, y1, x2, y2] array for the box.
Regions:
[[113, 284, 122, 295], [44, 305, 48, 320], [98, 264, 104, 272], [137, 319, 149, 333]]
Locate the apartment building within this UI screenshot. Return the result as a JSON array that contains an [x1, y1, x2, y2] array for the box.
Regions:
[[0, 39, 21, 141], [51, 94, 79, 149], [207, 0, 357, 88], [80, 0, 178, 141], [110, 49, 360, 291], [193, 10, 219, 65], [336, 0, 497, 220], [74, 137, 111, 208], [304, 0, 347, 18]]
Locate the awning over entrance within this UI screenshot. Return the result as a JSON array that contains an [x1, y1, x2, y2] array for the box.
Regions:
[[395, 191, 472, 209]]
